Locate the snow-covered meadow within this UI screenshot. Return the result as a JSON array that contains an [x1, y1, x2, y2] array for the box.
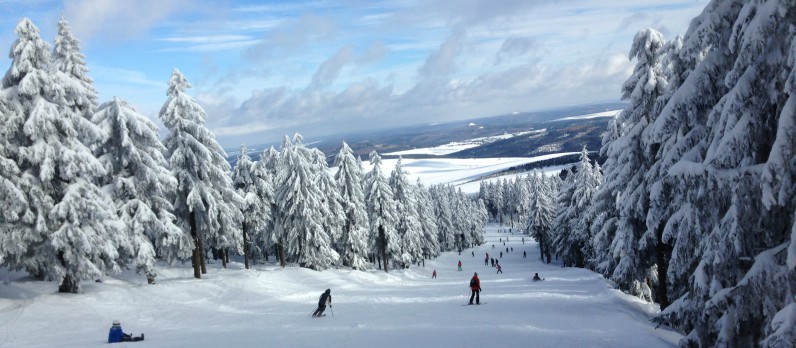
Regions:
[[0, 225, 681, 347], [362, 153, 577, 194]]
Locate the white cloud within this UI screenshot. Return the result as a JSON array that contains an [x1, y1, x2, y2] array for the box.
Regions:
[[63, 0, 196, 41]]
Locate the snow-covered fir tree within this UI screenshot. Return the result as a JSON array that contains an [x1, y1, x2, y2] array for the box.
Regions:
[[312, 147, 345, 259], [2, 18, 122, 293], [0, 79, 31, 267], [524, 171, 555, 263], [93, 97, 192, 283], [52, 17, 97, 125], [607, 28, 668, 303], [429, 184, 456, 251], [414, 179, 440, 261], [274, 134, 338, 270], [333, 142, 370, 270], [230, 144, 271, 269], [552, 147, 598, 268], [364, 151, 399, 271], [253, 145, 279, 263], [390, 158, 425, 267], [160, 68, 241, 278]]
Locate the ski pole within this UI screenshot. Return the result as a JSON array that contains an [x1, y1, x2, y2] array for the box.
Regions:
[[331, 305, 335, 318]]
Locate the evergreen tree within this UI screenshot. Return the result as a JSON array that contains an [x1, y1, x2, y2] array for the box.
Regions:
[[0, 78, 32, 268], [255, 146, 279, 263], [93, 97, 192, 283], [526, 171, 555, 263], [415, 180, 440, 260], [52, 17, 97, 123], [390, 158, 424, 267], [3, 18, 122, 292], [553, 148, 597, 268], [333, 142, 369, 270], [364, 151, 399, 271], [609, 28, 668, 301], [160, 69, 240, 278], [274, 134, 338, 270], [231, 145, 271, 269]]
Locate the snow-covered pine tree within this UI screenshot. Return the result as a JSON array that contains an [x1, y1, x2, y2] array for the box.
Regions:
[[552, 148, 597, 268], [390, 158, 424, 267], [312, 147, 345, 260], [415, 179, 440, 261], [526, 171, 555, 263], [93, 97, 192, 283], [333, 142, 370, 270], [429, 184, 455, 251], [160, 68, 241, 278], [275, 134, 338, 270], [52, 17, 98, 126], [254, 145, 279, 263], [605, 28, 668, 302], [0, 80, 32, 267], [231, 144, 271, 269], [3, 18, 123, 293], [364, 151, 399, 271]]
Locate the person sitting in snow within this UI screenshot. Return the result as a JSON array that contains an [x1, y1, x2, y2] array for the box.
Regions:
[[533, 273, 543, 281], [107, 320, 144, 343], [312, 289, 332, 317]]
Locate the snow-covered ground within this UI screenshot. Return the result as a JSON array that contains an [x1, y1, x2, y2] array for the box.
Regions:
[[383, 130, 545, 157], [553, 110, 620, 121], [0, 224, 680, 347], [361, 154, 577, 194]]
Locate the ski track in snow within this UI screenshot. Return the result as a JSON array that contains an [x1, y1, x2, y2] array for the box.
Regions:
[[0, 224, 681, 347]]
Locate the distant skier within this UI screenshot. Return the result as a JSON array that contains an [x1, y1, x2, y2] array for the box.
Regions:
[[432, 270, 437, 279], [500, 251, 503, 258], [468, 272, 481, 305], [506, 247, 509, 253], [511, 247, 513, 252], [107, 320, 144, 343], [312, 289, 332, 317], [492, 244, 495, 249], [484, 256, 488, 266], [522, 237, 525, 244], [458, 260, 462, 271], [533, 273, 543, 281], [523, 251, 526, 258], [496, 264, 503, 274], [490, 258, 495, 267]]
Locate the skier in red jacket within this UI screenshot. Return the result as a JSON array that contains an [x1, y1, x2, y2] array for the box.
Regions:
[[468, 272, 481, 305], [458, 260, 462, 271]]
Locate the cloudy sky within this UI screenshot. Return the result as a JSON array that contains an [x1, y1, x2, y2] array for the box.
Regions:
[[0, 0, 709, 148]]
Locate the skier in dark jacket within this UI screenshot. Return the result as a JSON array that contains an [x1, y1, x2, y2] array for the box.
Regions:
[[469, 272, 481, 305], [107, 320, 144, 343], [312, 289, 332, 317]]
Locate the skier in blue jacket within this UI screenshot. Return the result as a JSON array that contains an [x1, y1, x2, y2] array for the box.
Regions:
[[108, 320, 144, 343]]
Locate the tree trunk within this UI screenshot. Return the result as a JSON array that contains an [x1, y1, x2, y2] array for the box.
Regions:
[[379, 225, 388, 272], [225, 248, 230, 264], [190, 211, 201, 279], [243, 222, 250, 269], [198, 235, 207, 274], [221, 248, 227, 268], [59, 274, 78, 293], [656, 221, 672, 310], [278, 238, 286, 267]]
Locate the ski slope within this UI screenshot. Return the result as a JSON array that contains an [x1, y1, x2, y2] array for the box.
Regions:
[[0, 224, 681, 347]]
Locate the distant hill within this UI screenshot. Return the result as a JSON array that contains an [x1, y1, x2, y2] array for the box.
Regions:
[[227, 101, 624, 165]]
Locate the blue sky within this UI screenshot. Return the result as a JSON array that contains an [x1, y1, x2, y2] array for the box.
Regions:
[[0, 0, 709, 148]]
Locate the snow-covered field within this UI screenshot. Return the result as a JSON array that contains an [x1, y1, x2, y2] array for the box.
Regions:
[[362, 153, 577, 194], [0, 225, 680, 347], [553, 110, 620, 121], [383, 130, 545, 157]]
